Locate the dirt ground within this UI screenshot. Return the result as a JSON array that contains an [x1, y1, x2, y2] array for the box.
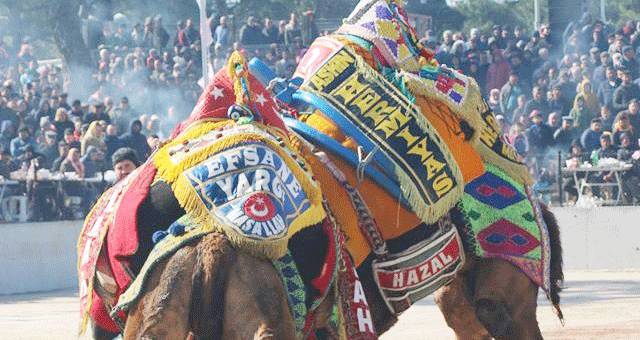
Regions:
[[0, 270, 638, 340]]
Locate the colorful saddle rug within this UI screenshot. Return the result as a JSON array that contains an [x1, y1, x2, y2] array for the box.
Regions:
[[460, 164, 551, 291], [296, 44, 464, 224]]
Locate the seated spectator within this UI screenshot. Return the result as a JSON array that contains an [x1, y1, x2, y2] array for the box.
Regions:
[[53, 108, 75, 143], [38, 130, 59, 170], [80, 146, 106, 178], [590, 133, 618, 198], [581, 118, 603, 153], [51, 141, 69, 172], [112, 147, 140, 182], [81, 121, 107, 155], [626, 99, 640, 131], [596, 67, 619, 109], [0, 150, 17, 179], [0, 120, 15, 153], [612, 112, 636, 146], [10, 126, 36, 160], [63, 128, 81, 151], [548, 85, 570, 117], [17, 144, 45, 171], [547, 112, 560, 130], [84, 102, 111, 124], [617, 132, 636, 161], [59, 148, 84, 178]]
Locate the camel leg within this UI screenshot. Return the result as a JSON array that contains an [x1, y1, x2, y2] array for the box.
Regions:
[[122, 244, 198, 340], [223, 252, 298, 340], [473, 258, 543, 340], [434, 270, 492, 340]]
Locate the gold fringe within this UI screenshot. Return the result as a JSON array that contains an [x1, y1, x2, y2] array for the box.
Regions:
[[403, 70, 533, 185], [156, 120, 326, 258]]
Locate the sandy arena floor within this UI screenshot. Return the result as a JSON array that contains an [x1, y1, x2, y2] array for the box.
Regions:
[[0, 270, 638, 339]]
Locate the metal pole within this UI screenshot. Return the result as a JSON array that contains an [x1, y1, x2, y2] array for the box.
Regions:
[[600, 0, 606, 22], [557, 150, 563, 206], [197, 0, 210, 87], [534, 0, 540, 30]]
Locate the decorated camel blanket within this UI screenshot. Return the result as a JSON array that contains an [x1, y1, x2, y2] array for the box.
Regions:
[[292, 0, 549, 292], [77, 53, 326, 334]]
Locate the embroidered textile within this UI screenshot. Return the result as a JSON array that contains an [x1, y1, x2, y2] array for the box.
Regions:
[[299, 46, 463, 224], [154, 121, 324, 258], [460, 164, 550, 291]]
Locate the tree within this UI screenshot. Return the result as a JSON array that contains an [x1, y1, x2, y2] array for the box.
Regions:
[[407, 0, 464, 34]]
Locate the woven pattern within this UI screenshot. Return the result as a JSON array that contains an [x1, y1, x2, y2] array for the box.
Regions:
[[460, 164, 548, 289], [273, 252, 308, 334]]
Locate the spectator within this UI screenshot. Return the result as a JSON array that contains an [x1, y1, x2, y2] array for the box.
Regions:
[[548, 85, 571, 117], [591, 51, 611, 91], [119, 119, 151, 162], [499, 72, 525, 121], [509, 122, 528, 156], [553, 116, 576, 149], [53, 108, 74, 143], [80, 145, 106, 178], [599, 105, 615, 131], [70, 99, 84, 120], [81, 121, 107, 155], [239, 16, 264, 46], [597, 67, 620, 108], [575, 79, 600, 115], [569, 94, 597, 130], [0, 120, 15, 153], [284, 13, 302, 45], [263, 18, 279, 44], [524, 86, 550, 118], [526, 110, 553, 157], [112, 147, 140, 182], [104, 124, 123, 161], [10, 126, 35, 160], [84, 103, 111, 124], [486, 49, 512, 97], [59, 148, 84, 178], [612, 69, 640, 113], [621, 46, 640, 80], [511, 94, 529, 124], [63, 128, 81, 151], [37, 130, 59, 170], [547, 112, 561, 130], [153, 16, 170, 49], [612, 112, 636, 146], [627, 99, 640, 130], [0, 150, 17, 179], [111, 96, 136, 136], [581, 118, 603, 153], [488, 88, 502, 116], [214, 16, 231, 51], [51, 141, 69, 172]]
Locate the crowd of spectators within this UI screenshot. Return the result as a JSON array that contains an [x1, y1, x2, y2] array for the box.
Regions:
[[3, 9, 640, 223], [420, 14, 640, 204]]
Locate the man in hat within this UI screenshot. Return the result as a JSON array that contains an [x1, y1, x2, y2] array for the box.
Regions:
[[111, 147, 139, 182], [526, 110, 553, 162], [37, 130, 60, 169], [553, 116, 576, 149], [10, 126, 35, 160]]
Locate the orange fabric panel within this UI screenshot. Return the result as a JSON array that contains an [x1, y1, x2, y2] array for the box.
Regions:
[[415, 96, 485, 184], [304, 145, 422, 267]]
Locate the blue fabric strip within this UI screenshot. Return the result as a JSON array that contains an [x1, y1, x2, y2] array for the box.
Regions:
[[283, 117, 410, 210]]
